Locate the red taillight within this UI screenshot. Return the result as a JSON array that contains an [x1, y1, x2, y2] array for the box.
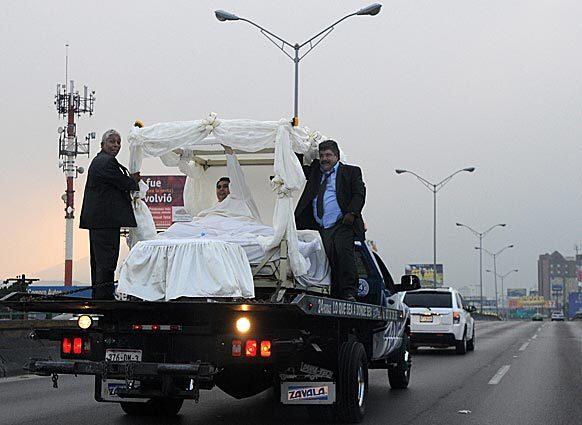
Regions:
[[62, 337, 72, 354], [151, 324, 160, 332], [232, 339, 242, 357], [73, 337, 83, 354], [260, 340, 271, 358], [245, 340, 257, 357], [132, 324, 142, 331], [453, 311, 460, 324]]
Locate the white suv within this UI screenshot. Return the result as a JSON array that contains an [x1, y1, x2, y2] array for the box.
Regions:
[[403, 288, 475, 354]]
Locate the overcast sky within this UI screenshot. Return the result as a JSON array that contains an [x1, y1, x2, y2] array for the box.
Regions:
[[1, 1, 581, 296]]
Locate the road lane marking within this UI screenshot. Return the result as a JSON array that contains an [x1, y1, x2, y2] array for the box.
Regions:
[[488, 365, 511, 385], [532, 334, 538, 339], [519, 342, 530, 351]]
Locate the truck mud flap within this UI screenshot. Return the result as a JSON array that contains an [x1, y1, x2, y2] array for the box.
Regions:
[[25, 358, 215, 380], [281, 381, 336, 405]]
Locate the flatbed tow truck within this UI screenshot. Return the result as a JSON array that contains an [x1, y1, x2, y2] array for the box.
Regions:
[[1, 240, 419, 423]]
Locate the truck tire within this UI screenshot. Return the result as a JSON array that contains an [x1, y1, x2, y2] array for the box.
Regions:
[[388, 335, 411, 389], [455, 329, 467, 355], [120, 398, 183, 416], [466, 326, 475, 351], [336, 341, 368, 423]]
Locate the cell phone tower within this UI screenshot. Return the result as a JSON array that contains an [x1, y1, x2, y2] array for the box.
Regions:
[[54, 44, 96, 286]]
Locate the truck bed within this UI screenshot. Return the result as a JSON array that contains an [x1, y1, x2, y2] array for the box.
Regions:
[[1, 292, 401, 322]]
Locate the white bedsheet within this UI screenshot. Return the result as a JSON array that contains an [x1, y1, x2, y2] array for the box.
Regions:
[[160, 215, 331, 287], [118, 239, 254, 301]]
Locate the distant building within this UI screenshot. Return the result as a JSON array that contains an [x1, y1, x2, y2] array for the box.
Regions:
[[537, 251, 581, 309]]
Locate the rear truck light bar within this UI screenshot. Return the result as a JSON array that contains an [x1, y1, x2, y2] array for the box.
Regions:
[[453, 311, 461, 324], [62, 336, 91, 356], [231, 339, 272, 357], [131, 324, 182, 331]]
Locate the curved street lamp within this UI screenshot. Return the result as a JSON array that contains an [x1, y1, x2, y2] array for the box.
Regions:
[[395, 167, 475, 288], [215, 4, 382, 126], [477, 244, 514, 315], [456, 222, 506, 313], [487, 268, 518, 319]]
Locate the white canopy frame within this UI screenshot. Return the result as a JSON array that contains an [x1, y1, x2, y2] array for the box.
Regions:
[[127, 114, 325, 284]]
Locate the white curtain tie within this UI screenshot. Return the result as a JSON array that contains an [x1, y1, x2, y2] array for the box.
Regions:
[[271, 175, 292, 198], [199, 112, 221, 134]]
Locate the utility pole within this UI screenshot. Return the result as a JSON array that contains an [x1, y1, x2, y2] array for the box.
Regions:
[[54, 44, 96, 286]]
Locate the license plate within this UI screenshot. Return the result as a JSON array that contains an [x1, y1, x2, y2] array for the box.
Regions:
[[100, 379, 145, 402], [420, 315, 433, 323], [105, 349, 142, 362]]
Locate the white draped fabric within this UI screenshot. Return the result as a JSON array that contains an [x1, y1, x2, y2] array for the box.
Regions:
[[117, 239, 254, 301], [127, 115, 321, 277]]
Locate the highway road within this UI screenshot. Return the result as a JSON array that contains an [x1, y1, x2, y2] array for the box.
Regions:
[[1, 321, 581, 425]]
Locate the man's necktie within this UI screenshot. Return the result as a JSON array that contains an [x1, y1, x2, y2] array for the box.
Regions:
[[317, 171, 333, 219]]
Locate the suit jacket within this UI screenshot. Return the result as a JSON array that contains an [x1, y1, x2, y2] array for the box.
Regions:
[[295, 159, 366, 237], [80, 151, 139, 229]]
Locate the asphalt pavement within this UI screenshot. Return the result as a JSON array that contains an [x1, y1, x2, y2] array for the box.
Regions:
[[1, 321, 581, 425]]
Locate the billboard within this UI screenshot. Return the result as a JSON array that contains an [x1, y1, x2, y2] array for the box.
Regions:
[[507, 288, 527, 298], [142, 176, 192, 229], [405, 264, 443, 287], [568, 292, 582, 318], [508, 296, 549, 309], [27, 286, 91, 299], [550, 278, 563, 292]]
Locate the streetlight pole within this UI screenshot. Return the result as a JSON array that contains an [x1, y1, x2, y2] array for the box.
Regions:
[[486, 269, 518, 319], [215, 4, 382, 126], [395, 167, 476, 288], [456, 223, 506, 313], [478, 244, 514, 316]]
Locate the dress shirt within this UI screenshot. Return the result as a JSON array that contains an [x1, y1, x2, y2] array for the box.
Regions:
[[312, 162, 342, 228]]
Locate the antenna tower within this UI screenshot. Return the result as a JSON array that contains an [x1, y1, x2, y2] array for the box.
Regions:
[[54, 44, 96, 286]]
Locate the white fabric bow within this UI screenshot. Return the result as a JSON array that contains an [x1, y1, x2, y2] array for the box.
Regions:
[[199, 112, 220, 134]]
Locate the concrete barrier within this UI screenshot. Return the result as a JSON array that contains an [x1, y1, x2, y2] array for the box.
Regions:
[[472, 312, 503, 321]]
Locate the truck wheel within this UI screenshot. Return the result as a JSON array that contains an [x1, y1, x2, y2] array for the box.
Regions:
[[466, 326, 475, 352], [455, 329, 467, 355], [120, 398, 183, 416], [336, 341, 368, 423], [388, 335, 411, 389]]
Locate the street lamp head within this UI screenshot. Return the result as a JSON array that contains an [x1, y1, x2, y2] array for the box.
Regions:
[[357, 3, 382, 16], [463, 167, 476, 172], [456, 222, 463, 227], [486, 269, 492, 273], [395, 169, 407, 174], [215, 10, 240, 22], [509, 244, 514, 248], [500, 223, 507, 227], [514, 269, 519, 272]]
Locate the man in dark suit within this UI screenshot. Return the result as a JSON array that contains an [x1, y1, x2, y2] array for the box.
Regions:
[[295, 140, 366, 301], [80, 129, 140, 300]]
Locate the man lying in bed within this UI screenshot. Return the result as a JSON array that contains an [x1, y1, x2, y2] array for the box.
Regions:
[[198, 145, 262, 222]]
